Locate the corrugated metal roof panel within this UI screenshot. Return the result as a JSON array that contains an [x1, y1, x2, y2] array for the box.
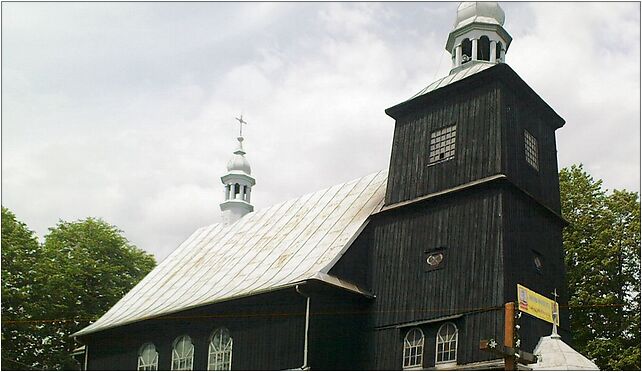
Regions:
[[74, 169, 388, 337]]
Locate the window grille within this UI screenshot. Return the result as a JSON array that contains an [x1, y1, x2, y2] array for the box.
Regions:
[[138, 343, 158, 371], [171, 335, 194, 371], [436, 323, 458, 364], [524, 130, 539, 170], [429, 125, 457, 165], [208, 328, 233, 371], [403, 328, 424, 369]]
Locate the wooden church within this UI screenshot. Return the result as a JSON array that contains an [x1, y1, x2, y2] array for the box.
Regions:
[[73, 2, 575, 370]]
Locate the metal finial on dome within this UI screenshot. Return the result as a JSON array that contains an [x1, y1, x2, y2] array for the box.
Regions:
[[234, 136, 246, 155]]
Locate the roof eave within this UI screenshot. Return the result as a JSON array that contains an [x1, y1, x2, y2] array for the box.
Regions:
[[385, 63, 565, 130]]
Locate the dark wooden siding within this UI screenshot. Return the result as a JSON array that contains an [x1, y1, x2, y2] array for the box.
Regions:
[[500, 81, 562, 214], [328, 227, 372, 290], [368, 186, 506, 367], [385, 82, 502, 205], [84, 289, 306, 371], [366, 311, 503, 370], [371, 187, 505, 328], [501, 186, 570, 351], [305, 286, 371, 370]]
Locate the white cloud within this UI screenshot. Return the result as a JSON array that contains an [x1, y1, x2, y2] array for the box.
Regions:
[[2, 2, 639, 260]]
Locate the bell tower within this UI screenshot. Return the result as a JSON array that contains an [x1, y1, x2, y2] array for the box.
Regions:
[[220, 115, 255, 225], [368, 2, 570, 369]]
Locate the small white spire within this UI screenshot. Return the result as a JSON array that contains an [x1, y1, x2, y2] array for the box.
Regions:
[[220, 115, 256, 225]]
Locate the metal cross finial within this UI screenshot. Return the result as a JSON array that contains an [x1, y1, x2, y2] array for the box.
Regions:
[[235, 115, 248, 137]]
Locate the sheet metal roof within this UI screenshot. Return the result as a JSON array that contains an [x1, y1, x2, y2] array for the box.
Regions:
[[409, 62, 495, 100], [75, 169, 388, 337]]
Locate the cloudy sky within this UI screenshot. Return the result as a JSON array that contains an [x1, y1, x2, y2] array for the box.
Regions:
[[2, 2, 640, 260]]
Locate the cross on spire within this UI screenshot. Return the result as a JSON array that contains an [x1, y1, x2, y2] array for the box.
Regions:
[[235, 115, 248, 137]]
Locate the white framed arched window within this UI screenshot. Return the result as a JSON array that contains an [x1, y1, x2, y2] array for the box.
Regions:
[[403, 328, 424, 369], [137, 343, 158, 371], [436, 323, 458, 364], [208, 327, 233, 371], [171, 335, 194, 371]]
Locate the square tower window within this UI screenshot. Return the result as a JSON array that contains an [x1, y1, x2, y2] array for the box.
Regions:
[[428, 125, 457, 165], [524, 130, 539, 170]]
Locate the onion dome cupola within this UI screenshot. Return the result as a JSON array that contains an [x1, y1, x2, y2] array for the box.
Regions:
[[220, 116, 256, 225], [446, 2, 512, 73]]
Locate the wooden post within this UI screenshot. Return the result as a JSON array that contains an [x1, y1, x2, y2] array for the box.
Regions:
[[504, 302, 516, 371]]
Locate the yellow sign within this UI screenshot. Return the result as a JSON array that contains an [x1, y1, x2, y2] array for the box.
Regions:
[[517, 284, 559, 326]]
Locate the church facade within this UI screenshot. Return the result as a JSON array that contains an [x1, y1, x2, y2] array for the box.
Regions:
[[74, 3, 574, 370]]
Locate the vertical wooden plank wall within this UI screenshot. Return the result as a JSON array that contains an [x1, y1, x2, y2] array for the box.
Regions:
[[369, 187, 505, 367], [385, 82, 502, 206], [500, 82, 562, 213], [501, 186, 569, 352], [85, 290, 306, 371]]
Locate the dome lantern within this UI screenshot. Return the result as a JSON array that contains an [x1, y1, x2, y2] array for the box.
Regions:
[[445, 2, 512, 73]]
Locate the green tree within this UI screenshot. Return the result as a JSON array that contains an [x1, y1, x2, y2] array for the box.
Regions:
[[1, 211, 156, 370], [36, 217, 157, 370], [1, 207, 43, 370], [560, 164, 641, 370]]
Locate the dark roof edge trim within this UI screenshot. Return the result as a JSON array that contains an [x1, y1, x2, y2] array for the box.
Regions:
[[376, 313, 463, 330], [72, 282, 308, 338], [376, 174, 568, 226], [73, 275, 374, 338], [377, 174, 507, 213]]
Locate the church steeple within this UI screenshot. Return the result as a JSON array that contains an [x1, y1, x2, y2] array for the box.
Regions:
[[220, 115, 255, 225], [446, 2, 512, 72]]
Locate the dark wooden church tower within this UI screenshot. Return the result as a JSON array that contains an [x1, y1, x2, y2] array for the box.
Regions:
[[365, 2, 568, 369]]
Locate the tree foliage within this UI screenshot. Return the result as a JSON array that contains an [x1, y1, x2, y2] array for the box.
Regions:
[[560, 164, 640, 371], [1, 207, 44, 370], [1, 210, 156, 370]]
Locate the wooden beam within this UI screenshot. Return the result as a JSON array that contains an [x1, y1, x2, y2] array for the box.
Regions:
[[504, 302, 516, 371], [480, 340, 537, 365]]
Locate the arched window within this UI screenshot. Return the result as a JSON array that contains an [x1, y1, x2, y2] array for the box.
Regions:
[[478, 36, 490, 61], [171, 335, 194, 371], [436, 323, 458, 364], [461, 38, 472, 63], [208, 328, 233, 370], [403, 328, 424, 369], [496, 42, 503, 61], [138, 343, 158, 371]]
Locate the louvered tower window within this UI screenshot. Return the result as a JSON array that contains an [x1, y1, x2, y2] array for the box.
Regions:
[[171, 335, 194, 371], [137, 343, 158, 371], [429, 125, 457, 164], [436, 323, 458, 364], [524, 130, 539, 170], [208, 328, 233, 371], [403, 328, 425, 369]]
